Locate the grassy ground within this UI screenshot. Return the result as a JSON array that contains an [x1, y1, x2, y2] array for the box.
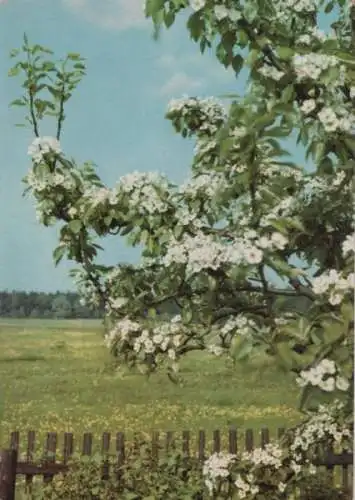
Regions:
[[0, 318, 302, 456]]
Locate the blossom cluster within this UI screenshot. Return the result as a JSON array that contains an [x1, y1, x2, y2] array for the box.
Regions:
[[300, 98, 354, 133], [162, 230, 290, 276], [82, 187, 117, 207], [202, 452, 236, 494], [258, 64, 285, 81], [293, 53, 341, 82], [219, 314, 257, 337], [302, 171, 348, 199], [318, 107, 354, 134], [81, 171, 171, 216], [104, 314, 185, 364], [25, 167, 77, 193], [312, 262, 354, 306], [296, 358, 350, 392], [212, 4, 241, 22], [179, 171, 229, 199], [241, 443, 283, 469], [72, 269, 103, 308], [207, 344, 224, 356], [28, 136, 61, 164], [202, 401, 353, 497], [174, 204, 205, 230], [166, 96, 227, 137], [234, 473, 260, 498], [282, 0, 316, 12], [234, 444, 287, 498], [289, 401, 352, 462], [203, 443, 289, 498], [162, 232, 264, 275]]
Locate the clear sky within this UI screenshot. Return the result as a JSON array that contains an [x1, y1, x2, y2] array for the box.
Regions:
[[0, 0, 322, 292]]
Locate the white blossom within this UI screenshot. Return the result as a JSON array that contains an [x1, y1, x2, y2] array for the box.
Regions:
[[300, 99, 316, 114], [319, 377, 336, 392], [214, 5, 229, 20], [335, 376, 350, 391], [28, 136, 61, 164], [190, 0, 206, 11], [258, 65, 285, 81], [270, 232, 288, 250], [342, 233, 355, 257], [293, 53, 338, 81]]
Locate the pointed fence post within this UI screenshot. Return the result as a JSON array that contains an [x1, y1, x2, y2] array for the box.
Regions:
[[0, 449, 17, 500]]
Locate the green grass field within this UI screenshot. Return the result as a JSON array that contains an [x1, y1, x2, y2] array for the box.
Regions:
[[0, 318, 302, 455]]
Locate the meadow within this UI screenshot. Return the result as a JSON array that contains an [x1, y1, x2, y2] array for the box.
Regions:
[[0, 318, 302, 456]]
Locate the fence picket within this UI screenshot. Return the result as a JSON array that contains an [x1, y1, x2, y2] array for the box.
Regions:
[[101, 432, 111, 480], [63, 433, 74, 464], [181, 430, 189, 456], [198, 430, 205, 461], [151, 431, 159, 468], [25, 431, 36, 489], [0, 449, 17, 500], [9, 432, 19, 452], [228, 427, 237, 455], [260, 428, 269, 448], [82, 433, 92, 455], [165, 431, 174, 453], [245, 429, 253, 452], [115, 432, 125, 486], [212, 430, 221, 453], [43, 432, 57, 484]]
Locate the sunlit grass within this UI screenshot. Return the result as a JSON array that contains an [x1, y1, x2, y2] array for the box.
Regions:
[[0, 318, 302, 453]]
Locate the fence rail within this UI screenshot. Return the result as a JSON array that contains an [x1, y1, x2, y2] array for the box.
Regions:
[[0, 428, 353, 500]]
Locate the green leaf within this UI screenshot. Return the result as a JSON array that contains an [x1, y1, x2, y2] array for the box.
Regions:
[[324, 0, 335, 13], [53, 245, 66, 266], [275, 342, 294, 369], [277, 47, 294, 60], [67, 52, 82, 60], [9, 98, 26, 107], [187, 12, 205, 42], [8, 67, 21, 77], [121, 224, 134, 236], [265, 126, 291, 138], [344, 137, 355, 156], [238, 29, 249, 48], [298, 384, 313, 412], [9, 48, 20, 58], [340, 302, 353, 323], [174, 225, 184, 240], [68, 220, 82, 234], [182, 307, 193, 324], [318, 156, 333, 175], [230, 335, 253, 362], [207, 275, 218, 291], [145, 0, 165, 16], [104, 215, 113, 226], [335, 51, 355, 65], [322, 322, 345, 345], [164, 10, 175, 28], [267, 257, 293, 277], [147, 308, 157, 319], [231, 54, 244, 75]]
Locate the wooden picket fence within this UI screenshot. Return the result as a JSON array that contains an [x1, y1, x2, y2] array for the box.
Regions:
[[0, 428, 353, 500]]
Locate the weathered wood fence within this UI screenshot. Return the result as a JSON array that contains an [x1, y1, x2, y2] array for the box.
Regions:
[[0, 428, 353, 500]]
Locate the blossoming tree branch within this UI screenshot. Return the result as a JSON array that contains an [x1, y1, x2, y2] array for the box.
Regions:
[[9, 0, 354, 497]]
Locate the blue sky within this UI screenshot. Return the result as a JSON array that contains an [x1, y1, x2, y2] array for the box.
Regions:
[[0, 0, 322, 292]]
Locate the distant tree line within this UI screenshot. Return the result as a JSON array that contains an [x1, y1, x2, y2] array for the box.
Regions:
[[0, 289, 312, 320], [0, 290, 104, 319]]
